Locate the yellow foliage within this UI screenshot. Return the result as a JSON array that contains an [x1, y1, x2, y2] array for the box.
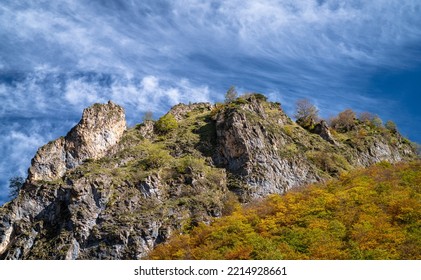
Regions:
[[148, 161, 421, 260]]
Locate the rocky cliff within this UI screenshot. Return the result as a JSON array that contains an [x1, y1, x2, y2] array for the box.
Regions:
[[0, 94, 418, 259], [28, 101, 126, 182]]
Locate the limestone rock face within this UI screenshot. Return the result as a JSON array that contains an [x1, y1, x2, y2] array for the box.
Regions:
[[0, 167, 226, 259], [211, 96, 417, 200], [28, 101, 126, 182]]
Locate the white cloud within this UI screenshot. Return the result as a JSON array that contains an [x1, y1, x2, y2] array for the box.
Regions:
[[141, 76, 159, 93], [7, 131, 46, 163], [65, 78, 107, 107], [110, 75, 211, 117]]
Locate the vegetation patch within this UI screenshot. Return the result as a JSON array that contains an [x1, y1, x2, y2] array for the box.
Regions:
[[155, 113, 178, 134]]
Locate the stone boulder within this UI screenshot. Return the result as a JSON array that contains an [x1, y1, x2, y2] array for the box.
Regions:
[[313, 120, 337, 145]]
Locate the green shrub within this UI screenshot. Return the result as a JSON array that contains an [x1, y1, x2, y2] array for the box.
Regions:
[[138, 143, 173, 170], [307, 151, 350, 175], [385, 120, 397, 133], [251, 93, 267, 101], [155, 113, 178, 134], [210, 103, 225, 120], [234, 97, 248, 105], [282, 125, 294, 137], [176, 155, 206, 174]]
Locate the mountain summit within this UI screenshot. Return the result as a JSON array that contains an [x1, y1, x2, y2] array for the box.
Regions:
[[0, 94, 417, 259]]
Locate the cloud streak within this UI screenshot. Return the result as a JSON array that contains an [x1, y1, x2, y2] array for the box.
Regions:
[[1, 0, 421, 204]]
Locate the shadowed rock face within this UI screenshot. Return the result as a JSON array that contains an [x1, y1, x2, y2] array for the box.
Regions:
[[28, 101, 126, 182], [0, 96, 418, 259], [213, 99, 320, 199], [313, 120, 337, 145]]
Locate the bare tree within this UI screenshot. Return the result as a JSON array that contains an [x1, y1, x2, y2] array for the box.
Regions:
[[143, 111, 153, 122], [294, 99, 319, 128], [416, 143, 421, 156], [225, 86, 238, 103], [359, 112, 375, 123]]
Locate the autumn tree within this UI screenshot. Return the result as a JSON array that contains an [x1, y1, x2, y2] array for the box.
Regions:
[[371, 116, 383, 128], [359, 112, 384, 128], [359, 112, 375, 123], [331, 109, 356, 132], [294, 99, 319, 129], [385, 120, 397, 133], [148, 161, 421, 260]]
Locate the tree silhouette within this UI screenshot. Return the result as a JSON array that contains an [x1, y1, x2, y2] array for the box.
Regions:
[[9, 176, 24, 199]]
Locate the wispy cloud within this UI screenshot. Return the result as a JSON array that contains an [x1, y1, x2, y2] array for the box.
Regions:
[[110, 75, 211, 116], [2, 1, 420, 84], [0, 121, 58, 203], [1, 0, 421, 204], [0, 71, 212, 203]]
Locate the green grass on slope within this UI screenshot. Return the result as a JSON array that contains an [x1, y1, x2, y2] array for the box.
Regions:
[[148, 161, 421, 260]]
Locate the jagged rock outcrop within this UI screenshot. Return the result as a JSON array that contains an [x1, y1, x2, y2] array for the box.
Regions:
[[28, 101, 126, 182], [0, 94, 418, 259], [138, 120, 154, 139], [0, 147, 226, 260], [214, 97, 320, 199], [313, 120, 337, 145], [351, 137, 415, 166]]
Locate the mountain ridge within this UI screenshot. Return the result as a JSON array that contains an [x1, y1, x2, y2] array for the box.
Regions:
[[0, 93, 418, 259]]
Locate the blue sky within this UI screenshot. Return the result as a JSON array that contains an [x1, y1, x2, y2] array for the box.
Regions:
[[1, 0, 421, 204]]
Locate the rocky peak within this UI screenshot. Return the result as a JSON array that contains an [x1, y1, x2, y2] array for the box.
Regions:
[[168, 102, 213, 121], [28, 101, 126, 182]]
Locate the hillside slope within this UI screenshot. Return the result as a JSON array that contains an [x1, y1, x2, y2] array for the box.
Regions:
[[149, 161, 421, 260], [0, 94, 418, 259]]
